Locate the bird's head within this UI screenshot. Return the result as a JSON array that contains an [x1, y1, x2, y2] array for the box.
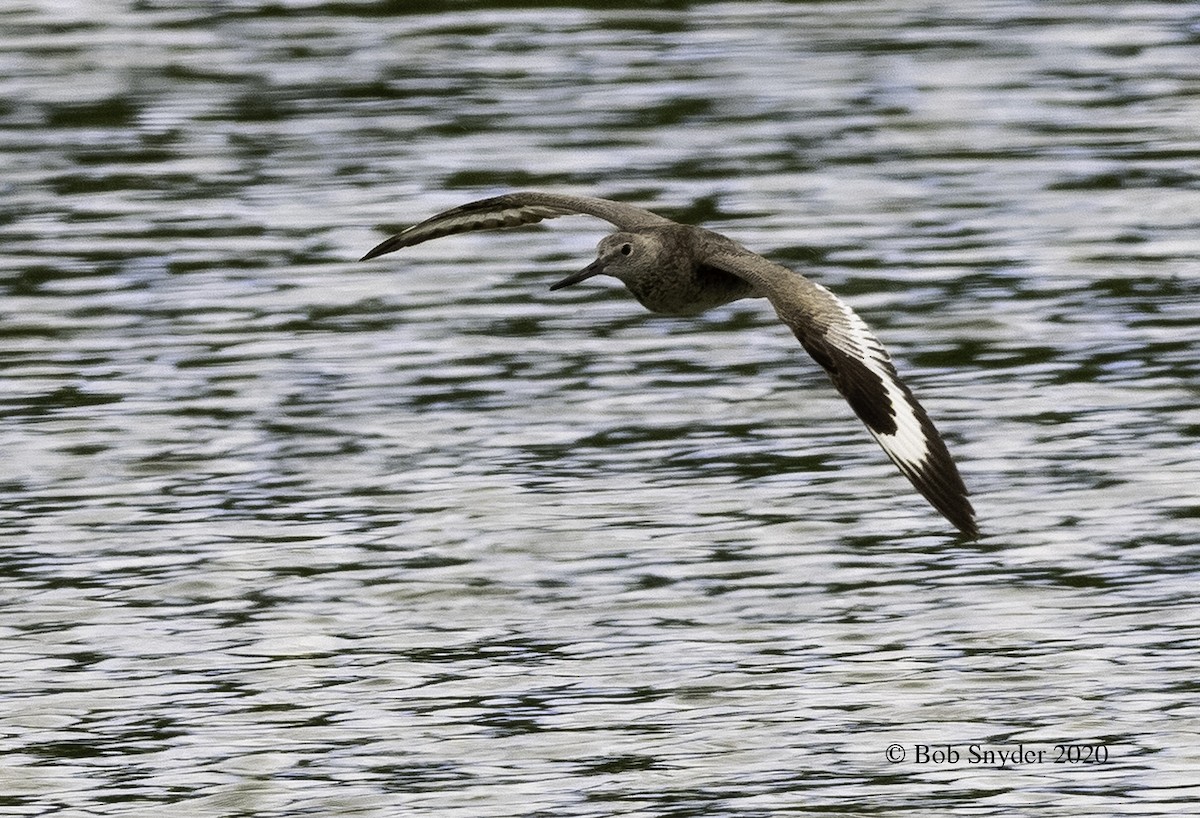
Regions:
[[549, 232, 655, 292]]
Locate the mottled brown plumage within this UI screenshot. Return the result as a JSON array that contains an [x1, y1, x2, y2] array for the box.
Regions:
[[362, 191, 978, 537]]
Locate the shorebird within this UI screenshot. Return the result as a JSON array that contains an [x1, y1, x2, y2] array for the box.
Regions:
[[361, 192, 978, 537]]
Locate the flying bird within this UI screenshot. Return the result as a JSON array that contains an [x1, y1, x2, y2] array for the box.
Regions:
[[361, 191, 978, 537]]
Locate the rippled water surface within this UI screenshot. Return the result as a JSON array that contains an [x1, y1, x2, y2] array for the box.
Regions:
[[2, 1, 1198, 815]]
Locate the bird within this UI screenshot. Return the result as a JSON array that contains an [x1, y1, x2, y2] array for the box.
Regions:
[[361, 191, 978, 538]]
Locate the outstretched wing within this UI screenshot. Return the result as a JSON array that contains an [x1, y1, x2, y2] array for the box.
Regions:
[[361, 191, 673, 261], [706, 250, 978, 538]]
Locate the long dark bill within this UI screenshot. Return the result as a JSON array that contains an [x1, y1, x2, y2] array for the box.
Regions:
[[549, 258, 607, 291]]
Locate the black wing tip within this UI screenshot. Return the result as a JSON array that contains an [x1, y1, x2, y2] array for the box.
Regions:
[[359, 244, 389, 262], [947, 504, 980, 540], [897, 444, 979, 539], [360, 234, 410, 262], [921, 474, 979, 539], [899, 478, 978, 539]]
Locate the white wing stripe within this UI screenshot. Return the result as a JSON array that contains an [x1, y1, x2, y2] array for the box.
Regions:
[[823, 288, 932, 474]]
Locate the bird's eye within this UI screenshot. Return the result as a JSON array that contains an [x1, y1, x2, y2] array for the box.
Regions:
[[620, 243, 632, 256]]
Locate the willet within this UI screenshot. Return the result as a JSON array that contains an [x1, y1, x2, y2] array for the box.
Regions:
[[362, 191, 978, 538]]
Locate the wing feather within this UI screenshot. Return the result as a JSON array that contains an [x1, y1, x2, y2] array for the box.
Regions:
[[361, 191, 672, 260], [705, 250, 978, 538]]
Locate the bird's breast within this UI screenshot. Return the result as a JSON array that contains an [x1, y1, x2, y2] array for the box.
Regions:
[[624, 262, 757, 316]]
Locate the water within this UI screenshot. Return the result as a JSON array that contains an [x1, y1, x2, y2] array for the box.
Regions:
[[2, 1, 1198, 815]]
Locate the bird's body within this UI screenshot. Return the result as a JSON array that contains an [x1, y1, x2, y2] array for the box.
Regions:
[[362, 191, 978, 538], [579, 225, 758, 315]]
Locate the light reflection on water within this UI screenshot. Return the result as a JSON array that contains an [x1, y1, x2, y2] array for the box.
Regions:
[[2, 1, 1198, 814]]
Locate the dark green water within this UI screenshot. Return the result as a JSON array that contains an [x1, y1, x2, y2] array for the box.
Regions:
[[2, 1, 1197, 815]]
